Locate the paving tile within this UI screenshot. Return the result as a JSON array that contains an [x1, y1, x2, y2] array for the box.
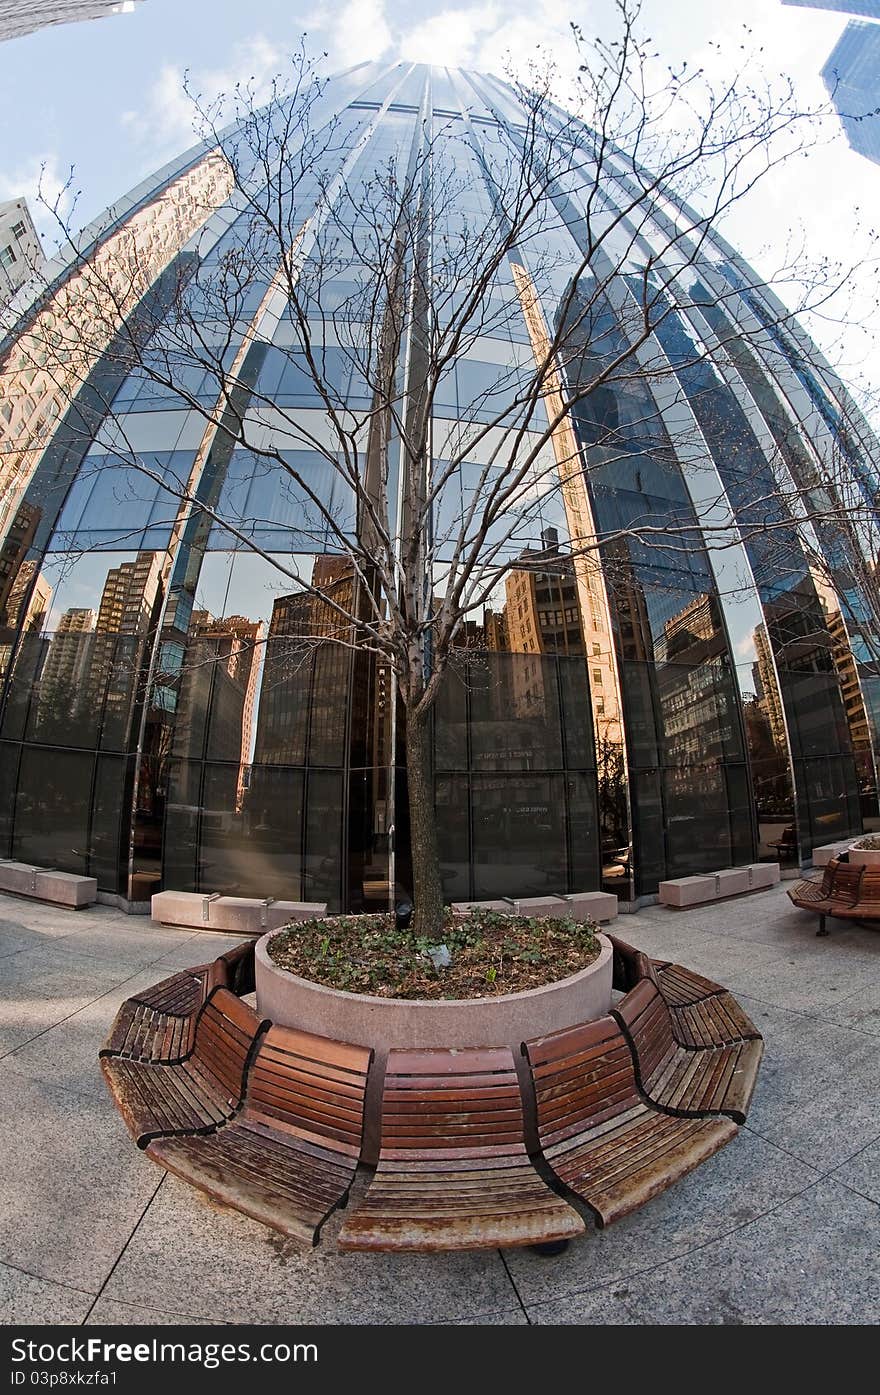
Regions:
[[0, 952, 135, 1056], [602, 1178, 880, 1325], [149, 934, 249, 970], [527, 1285, 642, 1325], [0, 1260, 93, 1324], [0, 1072, 162, 1292], [727, 953, 880, 1014], [830, 1139, 880, 1204], [2, 965, 185, 1100], [85, 1297, 220, 1326], [52, 922, 199, 967], [435, 1308, 529, 1325], [502, 1130, 818, 1304], [747, 1069, 880, 1172], [816, 978, 880, 1036], [100, 1176, 520, 1325]]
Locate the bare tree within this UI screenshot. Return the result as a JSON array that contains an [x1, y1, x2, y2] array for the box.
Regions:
[[4, 2, 880, 933]]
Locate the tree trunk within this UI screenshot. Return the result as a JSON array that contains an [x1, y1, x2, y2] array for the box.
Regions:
[[405, 705, 445, 939]]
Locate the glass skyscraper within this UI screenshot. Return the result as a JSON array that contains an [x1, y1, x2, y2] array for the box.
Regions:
[[1, 62, 879, 912], [783, 2, 880, 165]]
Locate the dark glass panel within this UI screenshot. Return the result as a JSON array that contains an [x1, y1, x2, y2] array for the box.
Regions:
[[304, 770, 344, 910], [12, 747, 91, 873], [435, 774, 471, 903], [1, 633, 44, 740], [163, 758, 201, 891], [470, 772, 567, 899], [91, 754, 126, 892], [566, 771, 600, 892], [469, 653, 563, 772], [558, 658, 595, 769], [308, 642, 351, 767], [230, 763, 304, 899], [630, 769, 665, 897], [0, 741, 20, 856], [434, 662, 468, 772]]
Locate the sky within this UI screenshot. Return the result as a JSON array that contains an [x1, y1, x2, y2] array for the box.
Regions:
[[1, 0, 878, 401]]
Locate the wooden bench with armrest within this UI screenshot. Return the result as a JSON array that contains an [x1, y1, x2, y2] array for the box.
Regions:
[[100, 987, 268, 1147], [337, 1046, 585, 1252], [147, 1024, 373, 1246], [523, 1016, 737, 1227]]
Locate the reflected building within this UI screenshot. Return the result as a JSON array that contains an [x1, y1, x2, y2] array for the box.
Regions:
[[1, 62, 879, 912]]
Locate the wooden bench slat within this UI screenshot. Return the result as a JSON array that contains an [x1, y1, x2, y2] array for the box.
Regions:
[[613, 977, 763, 1125], [101, 988, 267, 1147], [338, 1046, 584, 1253], [526, 1016, 737, 1227], [146, 1024, 373, 1245]]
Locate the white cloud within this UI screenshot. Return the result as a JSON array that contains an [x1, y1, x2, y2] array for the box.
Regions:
[[120, 33, 288, 161], [311, 0, 393, 69], [399, 4, 500, 68]]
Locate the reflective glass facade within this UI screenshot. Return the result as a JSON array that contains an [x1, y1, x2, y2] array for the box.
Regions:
[[1, 61, 879, 910]]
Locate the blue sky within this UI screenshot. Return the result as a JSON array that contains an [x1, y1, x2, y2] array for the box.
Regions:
[[0, 0, 876, 389]]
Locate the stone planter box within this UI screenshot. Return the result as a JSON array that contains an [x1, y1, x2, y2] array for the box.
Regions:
[[255, 928, 613, 1162]]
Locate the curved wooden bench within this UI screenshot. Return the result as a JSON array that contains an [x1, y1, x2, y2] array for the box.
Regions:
[[607, 936, 760, 1052], [523, 1017, 737, 1227], [147, 1025, 373, 1246], [613, 978, 762, 1124], [100, 964, 218, 1064], [788, 860, 867, 934], [100, 987, 268, 1147], [337, 1047, 585, 1253], [100, 942, 256, 1065]]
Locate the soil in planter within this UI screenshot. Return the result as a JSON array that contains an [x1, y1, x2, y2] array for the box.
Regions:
[[266, 908, 601, 1000]]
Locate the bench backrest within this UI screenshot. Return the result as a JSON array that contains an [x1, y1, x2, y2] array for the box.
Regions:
[[607, 934, 652, 993], [829, 862, 864, 904], [612, 979, 675, 1087], [855, 867, 880, 904], [524, 1015, 640, 1150], [245, 1023, 372, 1157], [191, 987, 267, 1103], [377, 1046, 527, 1161], [215, 941, 256, 996]]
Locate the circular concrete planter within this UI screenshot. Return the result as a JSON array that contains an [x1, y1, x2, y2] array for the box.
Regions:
[[255, 928, 613, 1162], [848, 844, 880, 868]]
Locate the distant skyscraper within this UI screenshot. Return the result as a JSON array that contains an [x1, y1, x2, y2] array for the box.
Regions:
[[0, 2, 139, 42], [783, 3, 880, 165], [783, 2, 880, 15], [0, 200, 45, 310], [822, 20, 880, 164]]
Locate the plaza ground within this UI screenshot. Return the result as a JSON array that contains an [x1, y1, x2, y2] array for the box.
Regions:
[[1, 882, 879, 1325]]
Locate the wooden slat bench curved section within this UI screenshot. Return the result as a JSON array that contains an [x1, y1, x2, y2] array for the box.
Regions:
[[147, 1025, 373, 1246], [651, 962, 726, 1008], [100, 988, 268, 1148], [524, 1016, 737, 1227], [99, 965, 216, 1064], [613, 979, 762, 1125], [337, 1046, 585, 1253], [788, 861, 864, 924]]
